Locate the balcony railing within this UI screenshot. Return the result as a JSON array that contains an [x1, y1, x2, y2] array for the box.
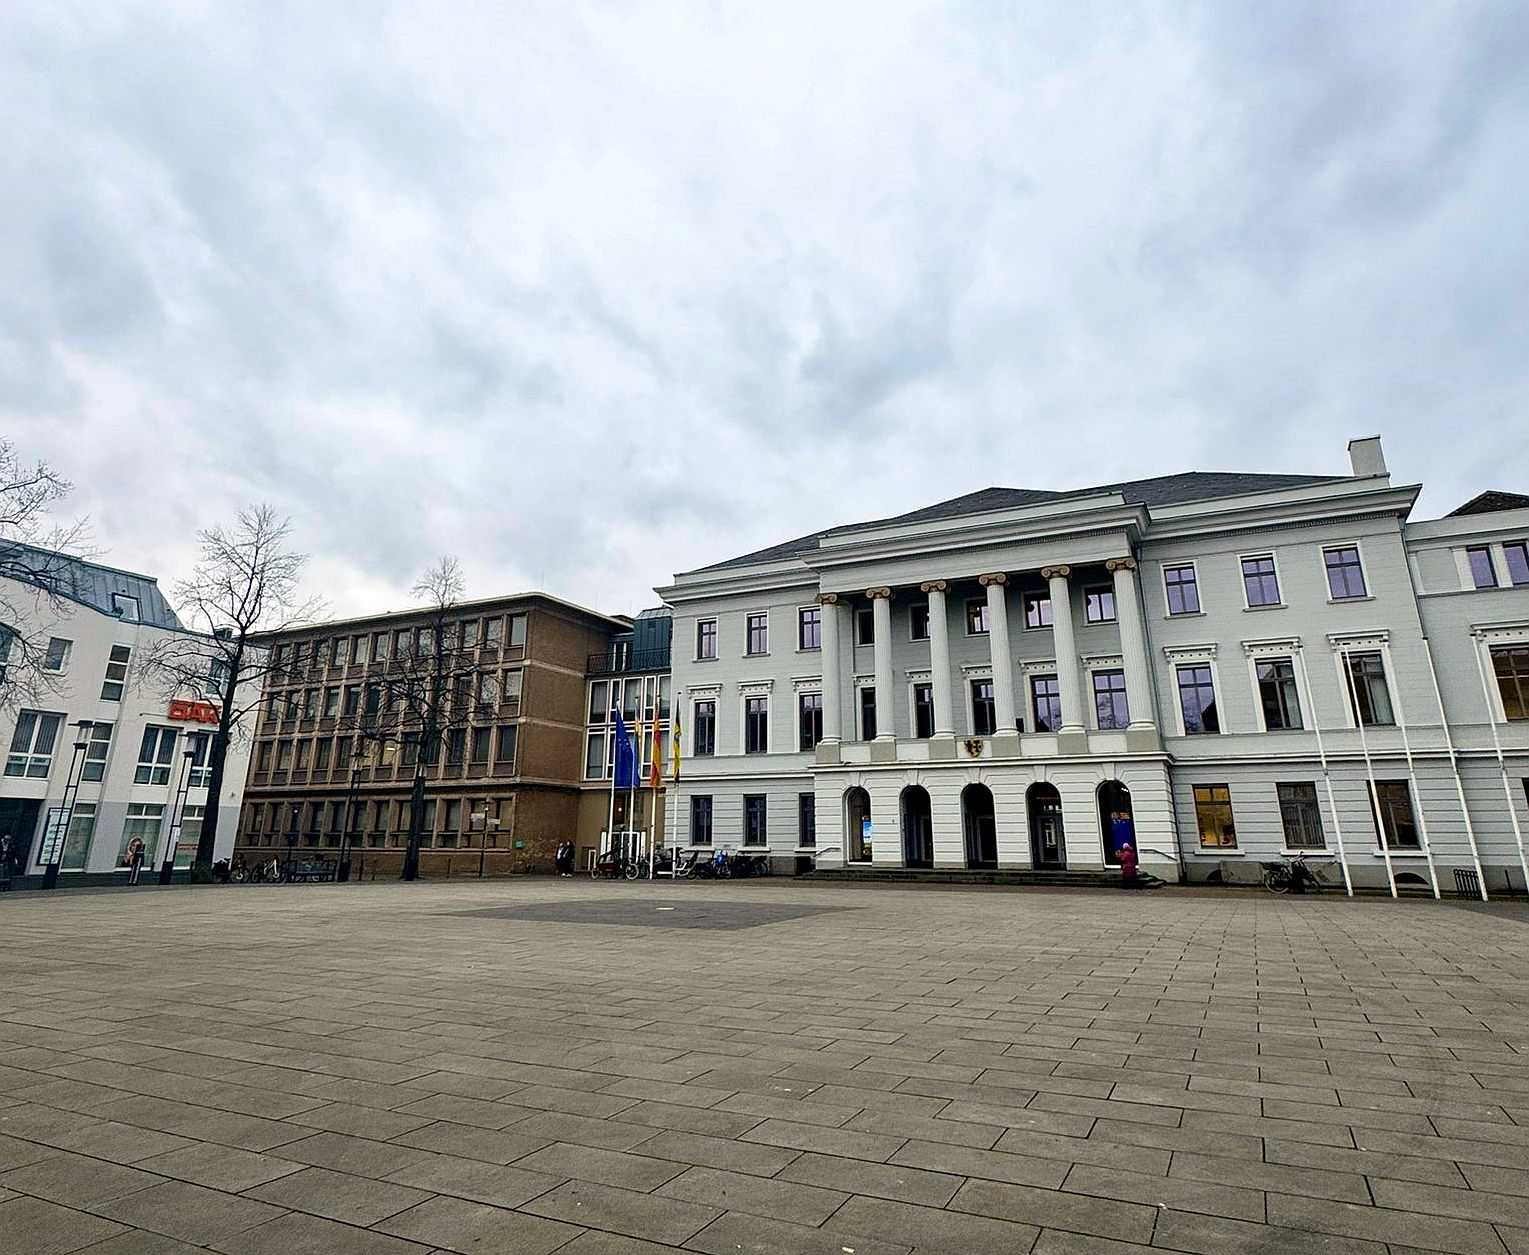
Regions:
[[587, 647, 671, 677]]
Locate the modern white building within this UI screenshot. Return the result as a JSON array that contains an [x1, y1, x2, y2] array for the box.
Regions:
[[658, 436, 1529, 895], [0, 549, 252, 883]]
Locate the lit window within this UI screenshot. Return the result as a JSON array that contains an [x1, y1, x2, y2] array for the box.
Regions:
[[1193, 784, 1237, 849]]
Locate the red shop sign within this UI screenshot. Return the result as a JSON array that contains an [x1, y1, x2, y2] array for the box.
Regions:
[[168, 699, 220, 725]]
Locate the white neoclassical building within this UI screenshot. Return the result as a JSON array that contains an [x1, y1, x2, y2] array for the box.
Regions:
[[657, 436, 1529, 896], [0, 548, 252, 883]]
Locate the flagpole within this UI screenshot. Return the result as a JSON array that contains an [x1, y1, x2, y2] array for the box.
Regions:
[[629, 711, 640, 866], [605, 706, 617, 865]]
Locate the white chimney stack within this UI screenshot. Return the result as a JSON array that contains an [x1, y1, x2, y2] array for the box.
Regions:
[[1347, 435, 1387, 478]]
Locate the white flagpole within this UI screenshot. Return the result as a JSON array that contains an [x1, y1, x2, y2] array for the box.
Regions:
[[604, 707, 617, 863]]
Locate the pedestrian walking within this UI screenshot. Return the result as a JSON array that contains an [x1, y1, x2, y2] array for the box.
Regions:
[[1118, 840, 1139, 889], [0, 833, 13, 890], [125, 836, 146, 885]]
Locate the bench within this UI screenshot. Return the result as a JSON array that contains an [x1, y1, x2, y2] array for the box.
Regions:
[[288, 859, 337, 883]]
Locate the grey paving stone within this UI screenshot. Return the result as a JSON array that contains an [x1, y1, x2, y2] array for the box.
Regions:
[[686, 1209, 912, 1255], [826, 1193, 1041, 1254], [391, 1119, 555, 1164], [514, 1141, 688, 1192], [392, 1092, 532, 1130], [383, 1152, 564, 1208], [244, 1164, 433, 1226], [92, 1179, 288, 1246], [950, 1176, 1159, 1244], [656, 1164, 846, 1225], [134, 1142, 306, 1192], [777, 1150, 964, 1207], [1151, 1207, 1389, 1255], [0, 1193, 127, 1254], [557, 1229, 687, 1255], [889, 1139, 1070, 1188], [1168, 1149, 1368, 1203], [738, 1117, 905, 1162], [375, 1194, 583, 1254], [1261, 1136, 1469, 1186], [523, 1178, 721, 1245], [1266, 1191, 1508, 1254], [845, 1107, 1005, 1149], [1066, 1163, 1264, 1223], [0, 1150, 164, 1208], [208, 1210, 435, 1254], [510, 1110, 659, 1152], [74, 1231, 210, 1255], [630, 1129, 801, 1176]]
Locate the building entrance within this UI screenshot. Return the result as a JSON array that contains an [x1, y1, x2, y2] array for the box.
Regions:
[[961, 784, 997, 869], [900, 787, 933, 868], [0, 799, 43, 879], [1028, 783, 1066, 868]]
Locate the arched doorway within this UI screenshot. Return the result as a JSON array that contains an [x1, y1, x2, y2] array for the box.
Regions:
[[901, 786, 933, 868], [1098, 781, 1134, 866], [846, 788, 872, 862], [1028, 782, 1066, 868], [961, 784, 997, 869]]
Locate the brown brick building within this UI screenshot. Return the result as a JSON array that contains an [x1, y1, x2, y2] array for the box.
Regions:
[[235, 593, 628, 877]]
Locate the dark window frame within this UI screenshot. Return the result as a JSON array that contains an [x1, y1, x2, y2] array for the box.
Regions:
[[1030, 674, 1062, 733], [1323, 545, 1368, 600], [744, 695, 769, 754], [1258, 657, 1304, 731], [1177, 664, 1220, 735], [743, 794, 767, 847], [1083, 587, 1116, 624], [696, 618, 718, 661], [970, 678, 996, 736], [1193, 783, 1237, 849], [1241, 554, 1282, 608], [1091, 669, 1129, 730], [690, 795, 713, 846], [1277, 781, 1326, 850], [692, 698, 716, 756], [912, 682, 934, 739], [798, 606, 821, 651], [798, 692, 823, 751], [1164, 564, 1201, 616]]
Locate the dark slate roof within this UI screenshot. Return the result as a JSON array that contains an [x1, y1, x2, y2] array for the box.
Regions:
[[689, 470, 1342, 575], [1448, 490, 1529, 517], [0, 543, 184, 630]]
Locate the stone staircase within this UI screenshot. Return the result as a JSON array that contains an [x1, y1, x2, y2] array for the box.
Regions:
[[799, 866, 1168, 890]]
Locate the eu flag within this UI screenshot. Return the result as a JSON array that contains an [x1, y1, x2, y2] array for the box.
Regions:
[[613, 710, 637, 790]]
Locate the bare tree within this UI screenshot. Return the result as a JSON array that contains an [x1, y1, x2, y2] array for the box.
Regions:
[[0, 440, 91, 709], [384, 556, 480, 880], [143, 506, 322, 870]]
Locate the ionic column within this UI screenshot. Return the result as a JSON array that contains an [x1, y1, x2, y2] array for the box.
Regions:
[[921, 581, 954, 736], [868, 588, 894, 740], [1107, 558, 1155, 730], [817, 593, 843, 744], [1042, 565, 1086, 733], [979, 574, 1016, 733]]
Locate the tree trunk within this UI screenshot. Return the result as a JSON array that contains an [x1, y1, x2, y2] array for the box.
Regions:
[[402, 769, 426, 880], [195, 645, 244, 870]]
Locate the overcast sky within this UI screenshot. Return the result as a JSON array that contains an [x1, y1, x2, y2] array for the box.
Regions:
[[4, 2, 1526, 619]]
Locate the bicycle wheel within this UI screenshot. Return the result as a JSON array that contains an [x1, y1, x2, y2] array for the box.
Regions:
[[1264, 867, 1291, 894], [624, 860, 642, 880]]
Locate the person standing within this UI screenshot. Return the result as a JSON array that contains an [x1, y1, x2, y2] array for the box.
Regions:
[[125, 836, 146, 885], [1118, 841, 1139, 890]]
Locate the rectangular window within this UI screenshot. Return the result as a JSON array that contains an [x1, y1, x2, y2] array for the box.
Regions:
[[342, 685, 360, 717], [798, 692, 823, 751], [471, 726, 492, 763], [1031, 675, 1062, 733], [294, 738, 311, 771], [798, 793, 816, 847], [1176, 664, 1220, 734], [42, 637, 71, 672], [859, 687, 877, 740], [1467, 545, 1498, 589], [746, 612, 768, 655], [696, 619, 717, 660], [134, 726, 178, 785], [1323, 546, 1367, 600], [447, 726, 467, 767], [1242, 555, 1281, 607], [970, 679, 995, 736], [589, 680, 609, 724], [909, 603, 929, 641], [584, 730, 604, 778], [80, 721, 113, 782], [506, 613, 528, 657], [1372, 780, 1420, 849], [965, 600, 988, 635], [372, 631, 389, 662], [1257, 658, 1303, 731], [1091, 670, 1130, 730], [855, 608, 875, 645], [1022, 593, 1052, 629], [62, 801, 97, 870], [495, 725, 518, 768], [744, 696, 769, 753], [693, 699, 716, 756], [690, 795, 713, 846], [481, 616, 503, 650], [1345, 651, 1395, 727], [1164, 564, 1201, 616], [1083, 588, 1116, 624], [912, 683, 934, 739], [1277, 782, 1326, 850], [743, 794, 767, 846], [276, 739, 293, 771], [100, 645, 132, 701], [798, 607, 821, 651], [323, 687, 340, 717], [255, 742, 272, 774], [111, 593, 140, 622], [5, 710, 63, 778], [1506, 541, 1529, 587], [1193, 784, 1237, 849], [1492, 645, 1529, 721], [314, 738, 332, 772]]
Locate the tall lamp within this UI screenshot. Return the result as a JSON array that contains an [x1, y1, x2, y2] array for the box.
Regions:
[[159, 741, 199, 886], [42, 719, 94, 890], [339, 766, 361, 883]]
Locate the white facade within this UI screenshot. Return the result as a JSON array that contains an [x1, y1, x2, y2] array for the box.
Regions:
[[0, 555, 252, 880], [659, 437, 1529, 895]]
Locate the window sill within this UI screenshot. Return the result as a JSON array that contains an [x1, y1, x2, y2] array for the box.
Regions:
[[1243, 604, 1287, 612], [1280, 849, 1333, 857], [1195, 849, 1243, 856], [1165, 611, 1206, 620], [693, 656, 718, 664], [743, 652, 770, 659], [1372, 850, 1428, 858], [796, 647, 821, 654], [1328, 596, 1374, 605]]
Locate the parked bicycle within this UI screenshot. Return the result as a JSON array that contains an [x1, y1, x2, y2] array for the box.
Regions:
[[1261, 852, 1328, 894], [247, 857, 286, 884]]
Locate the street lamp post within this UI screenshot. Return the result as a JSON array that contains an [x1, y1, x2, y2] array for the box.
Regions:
[[159, 744, 199, 886], [475, 813, 500, 878], [42, 719, 93, 890]]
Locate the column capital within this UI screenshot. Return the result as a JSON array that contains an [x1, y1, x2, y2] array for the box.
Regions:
[[977, 572, 1008, 587], [1040, 564, 1072, 581], [1105, 557, 1138, 573], [815, 592, 840, 606], [865, 586, 893, 600], [919, 580, 948, 594]]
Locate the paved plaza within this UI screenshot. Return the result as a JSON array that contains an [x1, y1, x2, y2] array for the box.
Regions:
[[1, 880, 1527, 1255]]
